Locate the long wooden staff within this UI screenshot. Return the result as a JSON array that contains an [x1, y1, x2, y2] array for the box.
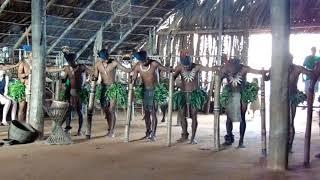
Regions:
[[260, 74, 267, 157], [304, 79, 316, 167], [124, 76, 133, 143], [167, 73, 174, 146]]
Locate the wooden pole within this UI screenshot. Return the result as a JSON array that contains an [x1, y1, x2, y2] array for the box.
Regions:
[[268, 0, 290, 171], [125, 81, 133, 143], [304, 81, 315, 167], [167, 73, 174, 146], [213, 0, 224, 151], [0, 0, 10, 15], [260, 74, 267, 157], [29, 0, 46, 136]]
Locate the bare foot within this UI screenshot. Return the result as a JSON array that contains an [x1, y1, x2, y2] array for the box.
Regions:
[[147, 136, 156, 142], [176, 137, 188, 143], [237, 144, 246, 149], [106, 132, 115, 138], [188, 139, 198, 144]]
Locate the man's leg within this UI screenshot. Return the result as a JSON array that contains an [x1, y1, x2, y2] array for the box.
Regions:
[[224, 117, 234, 145], [160, 103, 168, 122], [76, 98, 83, 136], [288, 103, 297, 153], [107, 100, 116, 138], [0, 95, 11, 125], [149, 104, 158, 141], [143, 109, 152, 139], [18, 101, 26, 122], [190, 108, 198, 144], [177, 106, 189, 142], [238, 102, 248, 148]]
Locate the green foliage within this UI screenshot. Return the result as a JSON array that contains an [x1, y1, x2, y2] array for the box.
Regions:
[[79, 85, 90, 105], [106, 82, 128, 107], [290, 91, 307, 106], [240, 82, 259, 104], [190, 89, 208, 110], [134, 85, 143, 104], [154, 83, 169, 105], [8, 80, 25, 102], [173, 91, 185, 110], [220, 86, 232, 108]]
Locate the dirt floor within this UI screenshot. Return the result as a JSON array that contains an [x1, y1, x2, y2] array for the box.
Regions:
[[0, 108, 320, 180]]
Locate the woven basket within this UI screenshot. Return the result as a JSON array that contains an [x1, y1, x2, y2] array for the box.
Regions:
[[8, 120, 37, 144]]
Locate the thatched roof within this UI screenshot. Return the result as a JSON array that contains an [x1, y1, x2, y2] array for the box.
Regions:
[[0, 0, 319, 61]]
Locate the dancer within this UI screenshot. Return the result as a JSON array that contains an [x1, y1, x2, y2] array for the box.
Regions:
[[220, 58, 267, 148], [131, 50, 170, 141], [92, 48, 131, 137], [173, 51, 218, 144], [61, 47, 90, 136]]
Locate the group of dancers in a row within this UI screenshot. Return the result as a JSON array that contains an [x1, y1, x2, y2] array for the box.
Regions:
[[1, 45, 318, 150]]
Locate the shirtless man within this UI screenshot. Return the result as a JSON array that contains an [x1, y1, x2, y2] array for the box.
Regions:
[[173, 51, 219, 144], [62, 47, 90, 136], [268, 54, 312, 152], [131, 50, 170, 141], [220, 58, 267, 148], [92, 48, 131, 137], [17, 46, 32, 122]]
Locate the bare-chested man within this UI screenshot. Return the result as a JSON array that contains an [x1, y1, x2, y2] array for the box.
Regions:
[[62, 47, 90, 136], [92, 48, 131, 138], [173, 51, 219, 144], [131, 50, 170, 141], [220, 58, 267, 148], [17, 46, 32, 122], [267, 54, 312, 152]]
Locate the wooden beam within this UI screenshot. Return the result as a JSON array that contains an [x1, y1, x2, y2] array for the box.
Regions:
[[29, 0, 47, 137], [47, 0, 98, 54], [76, 0, 131, 59], [110, 0, 163, 52], [13, 0, 55, 50], [0, 0, 10, 15], [268, 0, 290, 171], [213, 0, 224, 152]]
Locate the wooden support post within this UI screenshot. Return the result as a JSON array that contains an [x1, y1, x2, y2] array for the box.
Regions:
[[213, 0, 224, 151], [304, 81, 316, 167], [167, 73, 174, 146], [86, 80, 96, 139], [29, 0, 46, 136], [268, 0, 290, 171], [125, 81, 133, 143], [260, 74, 267, 157]]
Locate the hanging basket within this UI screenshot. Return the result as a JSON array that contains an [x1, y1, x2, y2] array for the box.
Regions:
[[8, 120, 37, 144]]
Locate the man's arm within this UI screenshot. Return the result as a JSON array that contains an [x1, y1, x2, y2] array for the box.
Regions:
[[198, 65, 220, 72], [244, 66, 266, 75], [155, 61, 170, 73], [130, 64, 140, 84], [299, 65, 312, 77], [46, 67, 64, 73], [173, 66, 181, 80], [115, 60, 132, 73], [0, 63, 20, 71]]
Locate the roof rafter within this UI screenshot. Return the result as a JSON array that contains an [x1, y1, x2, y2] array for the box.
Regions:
[[0, 0, 10, 15], [110, 0, 163, 52], [47, 0, 99, 54]]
